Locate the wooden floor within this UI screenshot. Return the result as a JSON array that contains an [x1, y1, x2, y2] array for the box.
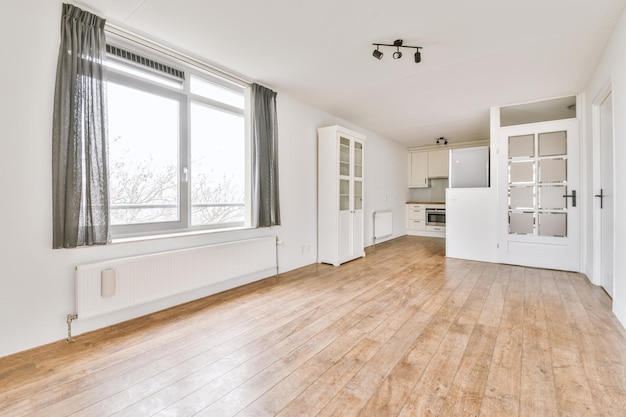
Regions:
[[1, 236, 626, 417]]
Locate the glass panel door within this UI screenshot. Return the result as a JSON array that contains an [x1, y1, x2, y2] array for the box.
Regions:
[[499, 118, 579, 272], [507, 131, 568, 237]]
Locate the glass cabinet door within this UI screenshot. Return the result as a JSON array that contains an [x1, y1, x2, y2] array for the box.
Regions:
[[353, 141, 363, 210], [339, 137, 350, 176], [354, 180, 362, 210], [339, 179, 350, 211], [337, 137, 364, 212], [354, 141, 363, 179], [339, 137, 351, 211]]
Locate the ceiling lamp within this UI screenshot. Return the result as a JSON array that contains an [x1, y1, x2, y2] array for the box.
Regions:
[[372, 39, 423, 63], [436, 137, 448, 145], [372, 45, 383, 60]]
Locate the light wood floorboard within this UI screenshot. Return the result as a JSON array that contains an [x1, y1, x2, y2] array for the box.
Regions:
[[1, 236, 625, 416]]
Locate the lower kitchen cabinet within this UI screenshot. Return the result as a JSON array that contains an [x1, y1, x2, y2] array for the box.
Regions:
[[406, 204, 445, 238]]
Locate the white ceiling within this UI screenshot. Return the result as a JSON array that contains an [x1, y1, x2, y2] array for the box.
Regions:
[[77, 0, 626, 147]]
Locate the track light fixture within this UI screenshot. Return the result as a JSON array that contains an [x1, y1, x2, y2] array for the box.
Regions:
[[372, 39, 423, 63], [372, 45, 383, 60], [436, 137, 448, 145]]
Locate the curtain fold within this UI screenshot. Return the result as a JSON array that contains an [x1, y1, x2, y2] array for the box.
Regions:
[[52, 3, 110, 248], [251, 83, 281, 227]]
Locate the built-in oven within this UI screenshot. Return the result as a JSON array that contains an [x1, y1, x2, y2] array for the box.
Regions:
[[425, 207, 446, 227]]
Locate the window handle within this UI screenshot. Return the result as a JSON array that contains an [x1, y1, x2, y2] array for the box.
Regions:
[[182, 167, 189, 183]]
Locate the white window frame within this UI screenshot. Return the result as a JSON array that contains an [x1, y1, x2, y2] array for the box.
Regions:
[[105, 35, 252, 238]]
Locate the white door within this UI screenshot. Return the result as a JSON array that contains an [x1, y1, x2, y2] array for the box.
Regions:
[[598, 92, 614, 296], [499, 119, 580, 271]]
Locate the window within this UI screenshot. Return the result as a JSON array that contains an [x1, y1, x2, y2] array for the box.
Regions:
[[105, 42, 249, 237]]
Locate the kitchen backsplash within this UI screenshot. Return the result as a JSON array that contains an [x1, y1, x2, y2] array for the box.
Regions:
[[409, 178, 449, 202]]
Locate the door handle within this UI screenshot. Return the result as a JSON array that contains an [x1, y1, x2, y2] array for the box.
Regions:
[[594, 189, 604, 209], [562, 189, 577, 207]]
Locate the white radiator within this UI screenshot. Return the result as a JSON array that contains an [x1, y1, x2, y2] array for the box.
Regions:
[[374, 210, 393, 243], [75, 236, 277, 319]]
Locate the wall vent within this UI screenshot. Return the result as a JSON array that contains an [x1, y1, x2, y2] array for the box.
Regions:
[[106, 44, 185, 80]]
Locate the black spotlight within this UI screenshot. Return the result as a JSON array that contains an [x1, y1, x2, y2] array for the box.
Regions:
[[414, 49, 421, 63], [393, 49, 402, 59], [373, 47, 383, 60]]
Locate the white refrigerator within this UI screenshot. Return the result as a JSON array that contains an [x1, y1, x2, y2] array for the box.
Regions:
[[449, 146, 489, 188]]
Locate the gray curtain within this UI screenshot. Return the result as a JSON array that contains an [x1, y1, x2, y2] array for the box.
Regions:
[[52, 4, 110, 248], [251, 83, 281, 227]]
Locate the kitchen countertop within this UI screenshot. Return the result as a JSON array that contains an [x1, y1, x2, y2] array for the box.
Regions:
[[406, 201, 445, 205]]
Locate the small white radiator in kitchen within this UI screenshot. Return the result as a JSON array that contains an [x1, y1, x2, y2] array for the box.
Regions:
[[373, 210, 393, 244], [75, 236, 277, 320]]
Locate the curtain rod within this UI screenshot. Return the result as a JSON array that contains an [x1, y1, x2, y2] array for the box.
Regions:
[[104, 22, 251, 88]]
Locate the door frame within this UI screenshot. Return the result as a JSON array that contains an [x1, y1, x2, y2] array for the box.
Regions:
[[592, 83, 614, 289]]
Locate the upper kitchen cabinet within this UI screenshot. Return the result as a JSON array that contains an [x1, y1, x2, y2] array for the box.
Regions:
[[408, 149, 449, 187], [408, 140, 489, 188], [428, 149, 449, 178], [408, 151, 428, 188]]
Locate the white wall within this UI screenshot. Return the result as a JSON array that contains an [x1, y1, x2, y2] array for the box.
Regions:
[[0, 0, 407, 358], [583, 9, 626, 327], [446, 188, 498, 263]]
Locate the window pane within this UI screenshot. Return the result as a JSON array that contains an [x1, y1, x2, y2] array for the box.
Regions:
[[190, 102, 245, 226], [539, 186, 566, 210], [539, 158, 566, 183], [108, 82, 179, 225], [509, 161, 534, 183], [538, 131, 566, 156], [509, 134, 534, 158], [106, 60, 183, 89], [509, 186, 534, 209], [190, 76, 244, 109], [539, 212, 567, 237], [509, 212, 534, 234]]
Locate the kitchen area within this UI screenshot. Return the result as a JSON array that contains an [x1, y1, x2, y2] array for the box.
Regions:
[[406, 142, 490, 239]]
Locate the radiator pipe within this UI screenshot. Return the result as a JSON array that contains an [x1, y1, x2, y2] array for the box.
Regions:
[[66, 313, 78, 343], [373, 212, 378, 247]]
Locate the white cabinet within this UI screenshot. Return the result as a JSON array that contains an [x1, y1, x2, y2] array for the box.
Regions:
[[406, 204, 426, 231], [318, 126, 365, 266], [406, 203, 445, 238], [408, 152, 428, 188], [428, 149, 449, 178], [408, 149, 450, 187]]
